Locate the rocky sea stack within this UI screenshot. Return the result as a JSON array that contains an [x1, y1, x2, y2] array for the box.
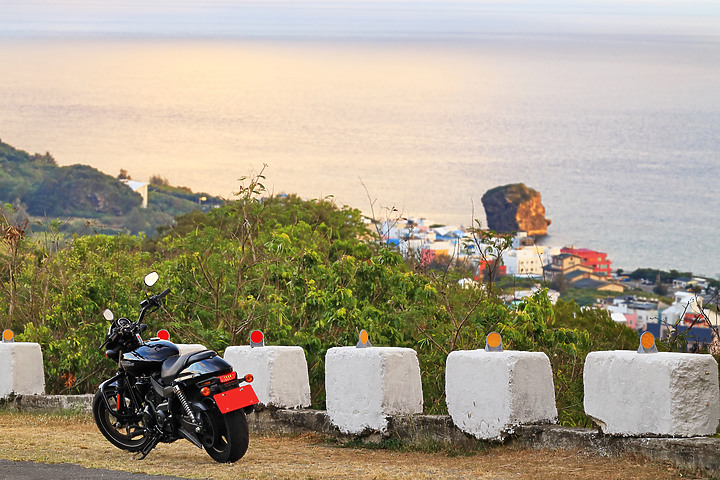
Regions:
[[481, 183, 551, 237]]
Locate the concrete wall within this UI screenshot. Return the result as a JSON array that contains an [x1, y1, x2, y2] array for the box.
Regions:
[[325, 346, 423, 434], [224, 345, 311, 409], [446, 349, 557, 440], [0, 342, 45, 398], [584, 351, 720, 436]]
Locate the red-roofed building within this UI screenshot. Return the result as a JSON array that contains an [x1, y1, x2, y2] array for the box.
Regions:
[[560, 247, 612, 278]]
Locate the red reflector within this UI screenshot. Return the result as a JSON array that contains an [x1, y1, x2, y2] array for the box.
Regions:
[[218, 371, 237, 384], [250, 330, 264, 344], [157, 329, 170, 341], [244, 373, 254, 383], [201, 387, 211, 397]]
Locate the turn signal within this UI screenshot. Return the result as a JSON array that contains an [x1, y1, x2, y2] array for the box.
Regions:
[[201, 386, 211, 397], [244, 373, 254, 383]]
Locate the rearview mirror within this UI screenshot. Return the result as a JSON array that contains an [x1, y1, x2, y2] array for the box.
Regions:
[[144, 272, 159, 287], [103, 309, 114, 321]]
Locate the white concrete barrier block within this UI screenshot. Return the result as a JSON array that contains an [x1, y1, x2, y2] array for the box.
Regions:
[[446, 350, 557, 440], [584, 351, 720, 437], [0, 342, 46, 398], [325, 346, 423, 434], [224, 346, 311, 409]]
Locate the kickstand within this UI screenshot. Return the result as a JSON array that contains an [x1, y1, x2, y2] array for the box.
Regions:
[[134, 435, 160, 460]]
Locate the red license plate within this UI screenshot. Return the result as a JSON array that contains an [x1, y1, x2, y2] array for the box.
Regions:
[[214, 385, 259, 414]]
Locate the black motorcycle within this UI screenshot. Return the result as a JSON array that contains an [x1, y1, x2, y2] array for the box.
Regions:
[[93, 272, 258, 463]]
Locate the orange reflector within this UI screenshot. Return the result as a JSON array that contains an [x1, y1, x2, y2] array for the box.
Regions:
[[2, 329, 14, 342], [244, 373, 254, 383], [201, 387, 211, 397], [638, 331, 658, 353], [157, 329, 170, 341], [487, 332, 502, 349], [356, 329, 372, 348], [218, 371, 237, 384]]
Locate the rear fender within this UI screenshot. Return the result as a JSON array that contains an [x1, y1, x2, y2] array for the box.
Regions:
[[177, 356, 234, 384]]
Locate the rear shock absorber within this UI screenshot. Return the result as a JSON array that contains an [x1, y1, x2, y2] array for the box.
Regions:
[[173, 385, 197, 423]]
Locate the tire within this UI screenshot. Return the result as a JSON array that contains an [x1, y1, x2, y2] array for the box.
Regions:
[[92, 387, 152, 452], [198, 408, 249, 463]]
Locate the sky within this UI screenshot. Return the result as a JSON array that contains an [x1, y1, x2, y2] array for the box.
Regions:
[[1, 1, 719, 39]]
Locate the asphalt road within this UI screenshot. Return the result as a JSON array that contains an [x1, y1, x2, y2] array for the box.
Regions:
[[0, 459, 204, 480]]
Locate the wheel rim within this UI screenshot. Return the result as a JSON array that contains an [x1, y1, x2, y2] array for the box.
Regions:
[[98, 390, 147, 447], [200, 411, 230, 454]]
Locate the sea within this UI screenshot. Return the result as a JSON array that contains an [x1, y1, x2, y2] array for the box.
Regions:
[[0, 1, 719, 276]]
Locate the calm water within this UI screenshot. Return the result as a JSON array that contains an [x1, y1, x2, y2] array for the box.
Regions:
[[1, 1, 719, 275]]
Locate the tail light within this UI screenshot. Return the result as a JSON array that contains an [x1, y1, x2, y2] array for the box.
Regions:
[[217, 371, 237, 384]]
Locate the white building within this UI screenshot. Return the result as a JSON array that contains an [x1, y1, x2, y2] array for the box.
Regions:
[[502, 244, 560, 278], [661, 292, 720, 327], [604, 296, 659, 330], [120, 179, 149, 208]]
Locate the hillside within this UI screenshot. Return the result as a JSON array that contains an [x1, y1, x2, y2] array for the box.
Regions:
[[0, 139, 222, 235]]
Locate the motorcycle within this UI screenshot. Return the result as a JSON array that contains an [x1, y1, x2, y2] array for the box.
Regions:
[[93, 272, 258, 463]]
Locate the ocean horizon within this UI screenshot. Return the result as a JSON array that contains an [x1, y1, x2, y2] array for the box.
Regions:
[[1, 1, 719, 276]]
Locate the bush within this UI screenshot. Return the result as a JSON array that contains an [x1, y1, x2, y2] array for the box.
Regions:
[[1, 178, 634, 426]]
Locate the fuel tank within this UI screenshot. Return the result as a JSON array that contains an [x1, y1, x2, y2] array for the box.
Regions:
[[121, 340, 180, 375]]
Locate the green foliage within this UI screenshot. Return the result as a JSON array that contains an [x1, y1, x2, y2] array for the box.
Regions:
[[627, 267, 693, 283], [0, 141, 57, 204], [5, 233, 153, 393], [26, 164, 142, 217], [560, 288, 614, 307], [0, 139, 226, 237], [0, 171, 652, 428], [148, 184, 222, 217]]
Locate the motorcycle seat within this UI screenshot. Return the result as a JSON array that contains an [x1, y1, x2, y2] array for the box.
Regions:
[[161, 349, 217, 384]]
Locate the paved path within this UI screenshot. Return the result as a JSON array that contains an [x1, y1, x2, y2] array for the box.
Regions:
[[0, 459, 201, 480]]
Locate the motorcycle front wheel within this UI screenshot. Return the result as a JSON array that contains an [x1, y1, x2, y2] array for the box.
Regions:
[[198, 408, 249, 463], [92, 387, 152, 452]]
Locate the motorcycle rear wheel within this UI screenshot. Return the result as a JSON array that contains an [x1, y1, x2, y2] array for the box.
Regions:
[[92, 387, 152, 452], [199, 409, 249, 463]]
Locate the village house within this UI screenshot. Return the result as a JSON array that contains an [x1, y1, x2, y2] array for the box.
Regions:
[[603, 296, 660, 330], [560, 247, 612, 278], [543, 252, 587, 280], [661, 291, 720, 328]]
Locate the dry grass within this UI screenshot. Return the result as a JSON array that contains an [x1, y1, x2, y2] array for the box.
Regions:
[[0, 411, 705, 480]]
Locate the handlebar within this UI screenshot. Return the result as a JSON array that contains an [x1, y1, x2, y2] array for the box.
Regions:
[[156, 288, 171, 301], [100, 280, 171, 350], [137, 287, 171, 324]]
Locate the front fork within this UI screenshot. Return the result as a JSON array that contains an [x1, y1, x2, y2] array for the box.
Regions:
[[98, 373, 142, 422]]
